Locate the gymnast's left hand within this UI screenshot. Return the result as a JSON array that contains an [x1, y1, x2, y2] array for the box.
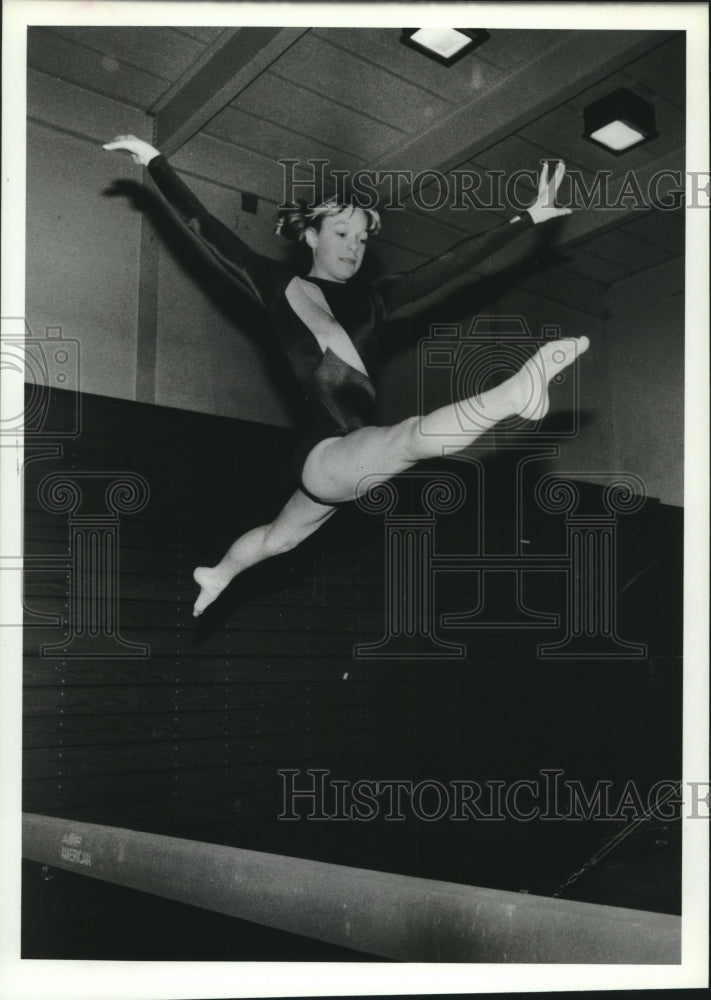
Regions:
[[526, 161, 572, 224], [102, 134, 160, 166]]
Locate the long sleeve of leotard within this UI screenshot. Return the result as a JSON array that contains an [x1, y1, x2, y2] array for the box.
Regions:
[[147, 154, 284, 307], [372, 212, 536, 318]]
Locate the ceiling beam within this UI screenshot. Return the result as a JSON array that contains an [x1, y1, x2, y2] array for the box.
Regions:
[[370, 30, 676, 191], [154, 27, 310, 156]]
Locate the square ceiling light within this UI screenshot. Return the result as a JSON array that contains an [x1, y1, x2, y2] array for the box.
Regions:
[[583, 87, 658, 154], [400, 28, 489, 66]]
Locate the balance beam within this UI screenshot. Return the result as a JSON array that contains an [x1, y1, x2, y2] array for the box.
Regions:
[[23, 812, 681, 963]]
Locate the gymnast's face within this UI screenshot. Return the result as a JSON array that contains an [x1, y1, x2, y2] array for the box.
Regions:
[[305, 207, 369, 283]]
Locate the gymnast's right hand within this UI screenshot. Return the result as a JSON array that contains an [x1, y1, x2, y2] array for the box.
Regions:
[[103, 134, 159, 167]]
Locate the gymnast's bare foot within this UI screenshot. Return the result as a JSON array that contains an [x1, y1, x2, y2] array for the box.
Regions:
[[193, 566, 231, 617], [511, 337, 589, 421]]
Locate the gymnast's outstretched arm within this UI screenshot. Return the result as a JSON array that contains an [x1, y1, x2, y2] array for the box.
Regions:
[[103, 136, 284, 307], [374, 161, 572, 318]]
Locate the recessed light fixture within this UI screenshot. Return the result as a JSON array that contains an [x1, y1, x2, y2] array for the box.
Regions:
[[583, 87, 658, 155], [400, 28, 489, 66]]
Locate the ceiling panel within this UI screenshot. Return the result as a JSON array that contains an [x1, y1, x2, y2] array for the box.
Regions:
[[473, 29, 569, 71], [401, 198, 506, 238], [232, 71, 404, 160], [567, 68, 651, 111], [312, 27, 506, 102], [45, 26, 206, 82], [582, 229, 675, 271], [619, 33, 685, 108], [28, 28, 169, 109], [203, 105, 367, 174], [413, 158, 510, 218], [270, 33, 452, 135], [557, 250, 633, 284], [171, 133, 299, 206], [27, 67, 150, 144], [468, 135, 546, 202], [368, 238, 427, 275], [648, 95, 686, 155], [519, 265, 606, 317], [471, 134, 543, 179], [621, 209, 684, 255], [378, 204, 480, 258], [172, 26, 227, 45]]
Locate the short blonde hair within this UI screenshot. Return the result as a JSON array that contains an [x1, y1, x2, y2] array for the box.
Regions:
[[276, 196, 381, 242]]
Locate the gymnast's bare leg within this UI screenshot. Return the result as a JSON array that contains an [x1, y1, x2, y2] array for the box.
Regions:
[[192, 336, 588, 615], [192, 490, 336, 616]]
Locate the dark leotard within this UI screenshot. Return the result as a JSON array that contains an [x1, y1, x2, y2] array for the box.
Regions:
[[147, 155, 534, 502]]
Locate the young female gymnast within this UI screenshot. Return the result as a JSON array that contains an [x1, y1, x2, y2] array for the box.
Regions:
[[104, 136, 589, 617]]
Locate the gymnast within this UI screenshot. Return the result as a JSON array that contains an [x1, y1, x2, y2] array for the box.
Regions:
[[104, 136, 589, 617]]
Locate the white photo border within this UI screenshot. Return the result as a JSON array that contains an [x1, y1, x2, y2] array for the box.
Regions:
[[1, 2, 708, 997]]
